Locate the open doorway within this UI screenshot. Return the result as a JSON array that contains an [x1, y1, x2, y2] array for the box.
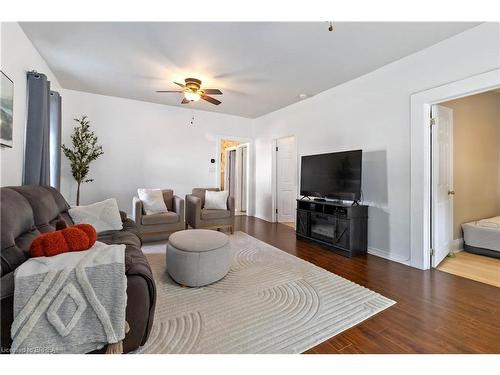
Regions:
[[219, 139, 250, 216], [430, 90, 500, 287]]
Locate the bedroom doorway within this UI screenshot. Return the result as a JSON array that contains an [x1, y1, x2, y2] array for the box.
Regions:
[[430, 90, 500, 287]]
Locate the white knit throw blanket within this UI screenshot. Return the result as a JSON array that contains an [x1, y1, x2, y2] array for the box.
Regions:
[[11, 241, 127, 354]]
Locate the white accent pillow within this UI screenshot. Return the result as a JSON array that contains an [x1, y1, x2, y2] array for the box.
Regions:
[[69, 198, 123, 233], [137, 188, 168, 215], [204, 190, 229, 210]]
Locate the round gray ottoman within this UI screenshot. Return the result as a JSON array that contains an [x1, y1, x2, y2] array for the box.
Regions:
[[166, 229, 231, 287]]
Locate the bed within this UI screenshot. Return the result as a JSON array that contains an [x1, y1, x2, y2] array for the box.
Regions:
[[462, 216, 500, 259]]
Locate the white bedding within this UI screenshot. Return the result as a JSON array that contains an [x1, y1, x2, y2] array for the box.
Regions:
[[477, 216, 500, 228], [462, 216, 500, 252]]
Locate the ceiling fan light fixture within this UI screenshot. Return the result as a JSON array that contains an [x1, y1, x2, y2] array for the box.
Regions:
[[156, 78, 221, 105], [184, 91, 201, 102]]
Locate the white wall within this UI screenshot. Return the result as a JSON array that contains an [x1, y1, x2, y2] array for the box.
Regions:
[[0, 22, 61, 186], [60, 89, 253, 215], [252, 23, 500, 265]]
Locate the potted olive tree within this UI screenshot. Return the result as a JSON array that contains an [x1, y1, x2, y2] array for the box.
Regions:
[[62, 116, 103, 205]]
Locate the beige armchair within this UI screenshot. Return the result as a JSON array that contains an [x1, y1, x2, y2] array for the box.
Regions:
[[185, 188, 235, 233], [133, 189, 184, 241]]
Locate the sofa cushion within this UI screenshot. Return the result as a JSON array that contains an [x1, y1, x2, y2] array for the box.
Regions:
[[98, 229, 142, 249], [0, 189, 36, 276], [141, 212, 179, 225], [10, 186, 67, 233], [201, 209, 230, 220]]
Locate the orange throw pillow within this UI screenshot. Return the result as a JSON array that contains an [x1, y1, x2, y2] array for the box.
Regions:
[[30, 224, 97, 258]]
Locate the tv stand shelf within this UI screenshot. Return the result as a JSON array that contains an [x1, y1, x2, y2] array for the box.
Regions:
[[296, 199, 368, 257]]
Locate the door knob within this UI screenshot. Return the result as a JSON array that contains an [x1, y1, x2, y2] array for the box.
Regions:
[[448, 190, 455, 195]]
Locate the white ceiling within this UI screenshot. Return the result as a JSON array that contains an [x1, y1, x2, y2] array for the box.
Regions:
[[20, 22, 480, 118]]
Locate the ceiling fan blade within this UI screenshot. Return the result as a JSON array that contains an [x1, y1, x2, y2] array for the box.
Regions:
[[181, 98, 190, 104], [156, 90, 183, 93], [201, 94, 221, 105], [174, 82, 186, 88], [202, 89, 223, 95]]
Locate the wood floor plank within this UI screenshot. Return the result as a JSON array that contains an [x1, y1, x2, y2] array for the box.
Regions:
[[336, 325, 410, 354], [234, 216, 500, 354], [437, 251, 500, 287], [305, 341, 341, 354], [322, 334, 354, 351]]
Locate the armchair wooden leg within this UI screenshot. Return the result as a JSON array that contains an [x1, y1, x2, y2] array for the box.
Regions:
[[230, 226, 234, 234], [185, 223, 189, 229]]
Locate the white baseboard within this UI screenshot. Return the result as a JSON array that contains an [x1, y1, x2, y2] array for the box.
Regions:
[[367, 247, 411, 266], [253, 213, 273, 223], [450, 238, 464, 253]]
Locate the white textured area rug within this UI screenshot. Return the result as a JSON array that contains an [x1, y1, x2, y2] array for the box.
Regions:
[[139, 231, 395, 354]]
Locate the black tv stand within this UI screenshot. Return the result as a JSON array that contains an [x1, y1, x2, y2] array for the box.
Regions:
[[313, 198, 326, 202], [296, 199, 368, 257]]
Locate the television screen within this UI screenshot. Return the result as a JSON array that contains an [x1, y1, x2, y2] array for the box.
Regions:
[[300, 150, 362, 201]]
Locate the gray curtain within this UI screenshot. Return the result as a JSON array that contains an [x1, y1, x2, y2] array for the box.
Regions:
[[23, 72, 62, 189], [24, 72, 51, 186], [49, 91, 62, 190]]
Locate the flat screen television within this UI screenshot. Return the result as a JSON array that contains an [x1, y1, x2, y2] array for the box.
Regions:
[[300, 150, 362, 201]]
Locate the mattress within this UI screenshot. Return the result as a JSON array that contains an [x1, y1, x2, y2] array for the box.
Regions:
[[462, 216, 500, 253]]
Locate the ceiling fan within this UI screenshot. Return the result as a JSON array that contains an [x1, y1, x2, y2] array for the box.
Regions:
[[156, 78, 223, 105]]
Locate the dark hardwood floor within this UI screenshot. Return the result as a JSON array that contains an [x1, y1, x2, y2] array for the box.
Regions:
[[233, 215, 500, 353]]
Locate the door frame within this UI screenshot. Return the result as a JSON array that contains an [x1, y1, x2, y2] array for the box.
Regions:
[[410, 68, 500, 270], [271, 135, 297, 223]]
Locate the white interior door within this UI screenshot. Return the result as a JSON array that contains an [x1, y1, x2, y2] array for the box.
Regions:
[[431, 104, 454, 267], [276, 136, 296, 223]]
